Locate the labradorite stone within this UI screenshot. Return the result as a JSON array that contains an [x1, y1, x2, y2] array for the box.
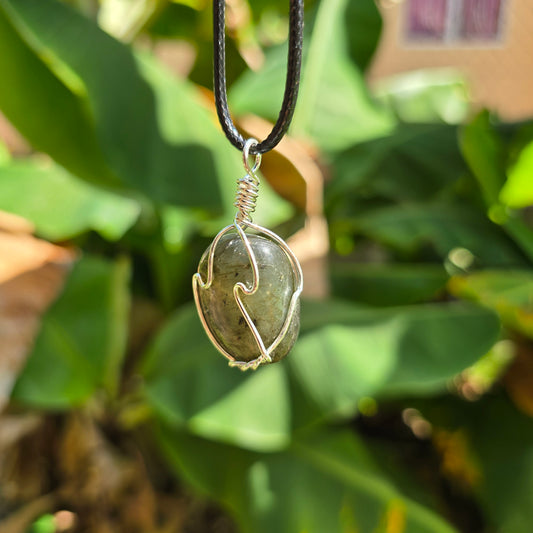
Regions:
[[198, 233, 300, 363]]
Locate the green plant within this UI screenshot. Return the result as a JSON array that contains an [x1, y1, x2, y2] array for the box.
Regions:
[[1, 1, 533, 532]]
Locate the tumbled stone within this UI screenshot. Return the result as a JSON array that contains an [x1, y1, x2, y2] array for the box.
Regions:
[[197, 232, 300, 364]]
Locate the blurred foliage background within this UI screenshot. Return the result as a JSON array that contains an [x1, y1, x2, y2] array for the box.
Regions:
[[0, 0, 533, 532]]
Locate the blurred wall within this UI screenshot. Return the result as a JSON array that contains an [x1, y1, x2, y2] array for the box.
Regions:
[[368, 0, 533, 119]]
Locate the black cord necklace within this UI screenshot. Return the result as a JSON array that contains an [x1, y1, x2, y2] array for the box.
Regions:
[[213, 0, 304, 154], [192, 1, 304, 371]]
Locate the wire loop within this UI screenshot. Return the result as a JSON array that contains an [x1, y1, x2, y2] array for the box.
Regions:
[[242, 138, 262, 175]]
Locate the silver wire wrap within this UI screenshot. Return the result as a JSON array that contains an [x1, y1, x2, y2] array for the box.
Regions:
[[192, 138, 303, 371], [234, 139, 261, 224]]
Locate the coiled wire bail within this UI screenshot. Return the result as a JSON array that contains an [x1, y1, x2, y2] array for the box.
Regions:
[[234, 138, 262, 226]]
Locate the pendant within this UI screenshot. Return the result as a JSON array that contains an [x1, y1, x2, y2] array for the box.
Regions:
[[193, 139, 303, 371]]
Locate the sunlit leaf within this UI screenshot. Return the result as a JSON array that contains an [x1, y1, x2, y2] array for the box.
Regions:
[[0, 161, 140, 241], [230, 0, 393, 152], [0, 139, 10, 165], [375, 69, 470, 124], [291, 0, 393, 150], [0, 4, 115, 185], [30, 514, 55, 533], [500, 140, 533, 208], [0, 0, 222, 208], [460, 110, 506, 206], [229, 43, 287, 122]]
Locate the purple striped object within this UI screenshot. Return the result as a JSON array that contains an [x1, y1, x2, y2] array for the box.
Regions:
[[462, 0, 502, 39], [408, 0, 447, 39]]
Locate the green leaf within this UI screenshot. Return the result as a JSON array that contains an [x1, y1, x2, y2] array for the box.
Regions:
[[0, 4, 115, 185], [229, 43, 288, 121], [345, 0, 382, 72], [346, 203, 526, 266], [290, 300, 500, 417], [0, 161, 140, 241], [449, 270, 533, 339], [30, 514, 56, 533], [375, 69, 470, 124], [330, 263, 449, 306], [230, 0, 393, 152], [155, 424, 258, 501], [136, 52, 293, 229], [0, 0, 223, 208], [12, 255, 130, 408], [248, 0, 299, 19], [291, 0, 393, 150], [327, 124, 468, 207], [156, 425, 458, 533], [460, 112, 533, 263], [291, 319, 404, 417], [500, 140, 533, 208], [459, 110, 506, 206], [141, 304, 291, 452], [0, 139, 10, 164], [147, 3, 199, 39]]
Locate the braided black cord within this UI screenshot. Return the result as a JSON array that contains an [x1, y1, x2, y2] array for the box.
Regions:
[[213, 0, 304, 155]]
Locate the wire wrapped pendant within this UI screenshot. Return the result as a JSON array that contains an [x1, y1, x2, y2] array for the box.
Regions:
[[193, 139, 303, 371]]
